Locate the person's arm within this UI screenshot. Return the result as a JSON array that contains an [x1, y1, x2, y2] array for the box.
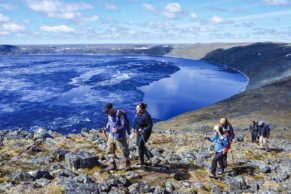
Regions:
[[116, 114, 125, 131], [208, 135, 217, 142], [106, 117, 110, 132], [229, 124, 235, 140], [222, 136, 229, 148], [143, 113, 153, 133]]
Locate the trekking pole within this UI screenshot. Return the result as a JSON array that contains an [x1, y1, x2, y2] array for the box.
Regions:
[[141, 135, 153, 164], [231, 150, 235, 164], [101, 128, 108, 141], [199, 129, 207, 153]]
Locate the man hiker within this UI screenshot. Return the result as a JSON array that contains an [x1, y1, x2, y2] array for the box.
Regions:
[[132, 102, 153, 167], [249, 121, 258, 143], [258, 120, 270, 152], [220, 118, 235, 167], [103, 103, 131, 171], [205, 125, 229, 178]]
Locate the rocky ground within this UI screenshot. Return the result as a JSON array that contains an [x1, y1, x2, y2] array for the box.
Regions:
[[0, 127, 290, 194]]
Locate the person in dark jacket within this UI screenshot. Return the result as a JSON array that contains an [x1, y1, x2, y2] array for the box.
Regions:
[[249, 121, 258, 143], [132, 102, 153, 167], [205, 125, 229, 178], [258, 121, 270, 151], [220, 118, 235, 168], [103, 103, 130, 171]]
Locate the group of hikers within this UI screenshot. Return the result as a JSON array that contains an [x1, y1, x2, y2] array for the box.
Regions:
[[101, 102, 271, 178]]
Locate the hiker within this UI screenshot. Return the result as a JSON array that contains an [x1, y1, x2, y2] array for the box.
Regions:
[[249, 121, 258, 143], [132, 102, 153, 167], [103, 103, 131, 171], [258, 120, 270, 151], [205, 125, 229, 178], [219, 118, 235, 168]]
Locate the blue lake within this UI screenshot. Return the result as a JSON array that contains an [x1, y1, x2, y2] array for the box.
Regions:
[[0, 55, 248, 133]]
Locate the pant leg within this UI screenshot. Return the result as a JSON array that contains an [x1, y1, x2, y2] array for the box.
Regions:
[[138, 137, 145, 164], [211, 152, 224, 175], [222, 153, 227, 168], [259, 136, 264, 148], [116, 138, 130, 160], [143, 131, 153, 159]]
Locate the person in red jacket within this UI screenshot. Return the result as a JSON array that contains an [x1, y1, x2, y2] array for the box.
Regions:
[[219, 118, 235, 169]]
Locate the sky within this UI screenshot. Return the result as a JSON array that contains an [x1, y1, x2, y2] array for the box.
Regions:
[[0, 0, 291, 44]]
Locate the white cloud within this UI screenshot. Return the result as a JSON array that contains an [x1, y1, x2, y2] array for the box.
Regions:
[[104, 2, 118, 10], [26, 0, 94, 20], [84, 15, 99, 22], [0, 13, 10, 22], [142, 2, 157, 13], [40, 25, 75, 32], [143, 2, 183, 19], [232, 10, 291, 21], [3, 23, 25, 32], [190, 12, 198, 20], [263, 0, 290, 6], [209, 16, 224, 24], [161, 2, 183, 19]]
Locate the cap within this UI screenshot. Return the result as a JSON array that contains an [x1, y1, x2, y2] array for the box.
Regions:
[[103, 103, 113, 113]]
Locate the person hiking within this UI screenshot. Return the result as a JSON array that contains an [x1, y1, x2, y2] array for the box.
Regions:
[[205, 125, 229, 178], [132, 102, 153, 167], [219, 118, 235, 168], [249, 121, 258, 143], [258, 120, 270, 152], [103, 103, 131, 171]]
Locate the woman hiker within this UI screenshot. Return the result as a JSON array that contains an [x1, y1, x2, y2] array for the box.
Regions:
[[132, 102, 154, 167], [205, 125, 229, 178]]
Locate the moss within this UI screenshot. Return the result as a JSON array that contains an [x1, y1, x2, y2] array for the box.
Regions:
[[0, 177, 9, 183], [82, 166, 103, 175]]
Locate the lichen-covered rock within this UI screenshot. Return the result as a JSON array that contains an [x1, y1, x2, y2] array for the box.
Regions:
[[12, 172, 35, 183], [65, 151, 100, 171], [225, 176, 248, 193]]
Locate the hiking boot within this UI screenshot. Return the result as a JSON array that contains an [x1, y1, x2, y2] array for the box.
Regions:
[[125, 159, 131, 171], [218, 169, 224, 175], [209, 173, 216, 178]]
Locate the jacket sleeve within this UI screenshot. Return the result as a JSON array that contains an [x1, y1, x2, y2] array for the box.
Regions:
[[116, 114, 125, 131], [143, 113, 153, 132], [106, 117, 110, 132], [208, 136, 216, 142]]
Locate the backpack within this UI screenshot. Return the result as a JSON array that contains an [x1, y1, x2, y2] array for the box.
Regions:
[[116, 109, 131, 135]]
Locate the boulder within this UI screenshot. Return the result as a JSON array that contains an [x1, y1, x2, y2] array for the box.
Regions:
[[33, 178, 51, 187], [74, 174, 94, 184], [34, 128, 53, 139], [28, 170, 54, 180], [259, 165, 271, 173], [128, 183, 151, 194], [12, 172, 35, 183], [65, 151, 100, 171], [165, 181, 175, 192], [225, 176, 248, 193], [59, 178, 99, 194]]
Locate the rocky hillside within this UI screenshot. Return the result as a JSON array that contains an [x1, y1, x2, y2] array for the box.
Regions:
[[0, 127, 290, 194]]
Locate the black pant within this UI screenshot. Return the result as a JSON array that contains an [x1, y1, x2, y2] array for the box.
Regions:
[[251, 133, 257, 143], [136, 130, 152, 164], [211, 152, 224, 175]]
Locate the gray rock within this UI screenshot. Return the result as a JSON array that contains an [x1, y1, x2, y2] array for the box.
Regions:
[[51, 169, 77, 178], [153, 186, 166, 194], [12, 172, 35, 183], [98, 183, 110, 192], [34, 128, 53, 139], [128, 183, 151, 194], [33, 178, 51, 187], [260, 165, 271, 173], [28, 170, 54, 180], [225, 176, 248, 193], [165, 181, 175, 192], [74, 174, 94, 184], [59, 178, 99, 194], [0, 182, 14, 192], [125, 171, 141, 180], [50, 164, 65, 171], [31, 156, 53, 164], [52, 149, 70, 161], [65, 151, 100, 171]]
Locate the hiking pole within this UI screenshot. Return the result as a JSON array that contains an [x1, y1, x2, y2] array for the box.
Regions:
[[141, 135, 153, 164], [101, 128, 108, 141]]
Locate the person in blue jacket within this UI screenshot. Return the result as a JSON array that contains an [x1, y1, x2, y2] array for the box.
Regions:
[[205, 125, 229, 178]]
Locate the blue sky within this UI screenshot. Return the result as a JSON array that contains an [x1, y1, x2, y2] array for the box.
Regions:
[[0, 0, 291, 44]]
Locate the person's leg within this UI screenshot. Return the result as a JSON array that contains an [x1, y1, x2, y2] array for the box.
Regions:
[[106, 135, 117, 170], [116, 138, 131, 169], [138, 136, 145, 165], [263, 137, 269, 151], [259, 136, 263, 148], [218, 153, 225, 174], [211, 152, 223, 176]]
